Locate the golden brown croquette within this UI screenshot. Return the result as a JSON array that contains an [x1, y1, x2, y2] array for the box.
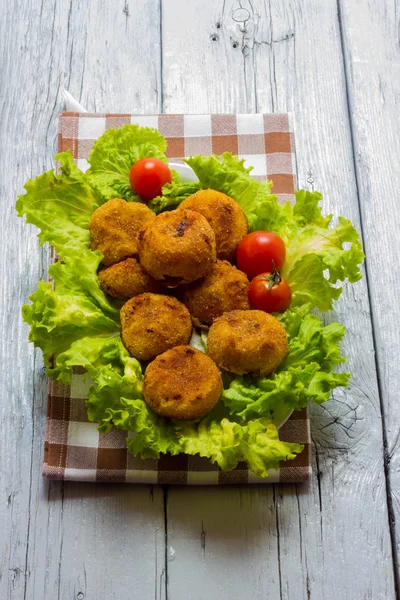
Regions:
[[120, 293, 192, 361], [137, 208, 216, 285], [180, 189, 248, 262], [207, 310, 288, 377], [98, 258, 161, 300], [89, 198, 155, 266], [143, 346, 223, 420], [181, 260, 250, 327]]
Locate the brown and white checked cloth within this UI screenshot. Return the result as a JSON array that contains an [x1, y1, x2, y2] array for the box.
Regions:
[[43, 112, 311, 484], [58, 112, 297, 201]]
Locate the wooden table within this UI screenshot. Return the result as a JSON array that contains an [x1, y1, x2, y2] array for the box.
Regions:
[[1, 1, 399, 598]]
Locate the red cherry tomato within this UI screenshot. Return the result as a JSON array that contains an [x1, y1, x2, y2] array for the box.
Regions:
[[236, 231, 286, 280], [129, 158, 172, 202], [248, 270, 292, 313]]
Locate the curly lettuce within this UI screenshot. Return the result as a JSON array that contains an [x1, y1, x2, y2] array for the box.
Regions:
[[15, 151, 103, 260], [16, 125, 363, 477]]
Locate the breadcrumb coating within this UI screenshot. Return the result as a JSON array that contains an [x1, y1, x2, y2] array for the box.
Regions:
[[138, 208, 216, 285], [207, 309, 288, 376], [143, 346, 223, 419], [120, 293, 192, 361], [180, 189, 248, 261], [181, 260, 250, 327], [98, 258, 161, 300], [89, 198, 155, 266]]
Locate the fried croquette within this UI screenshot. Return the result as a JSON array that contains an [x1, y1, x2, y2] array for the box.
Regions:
[[180, 189, 248, 262], [98, 258, 161, 300], [143, 346, 223, 420], [208, 310, 288, 377], [89, 198, 155, 266], [120, 293, 192, 361], [138, 208, 217, 285], [181, 260, 250, 327]]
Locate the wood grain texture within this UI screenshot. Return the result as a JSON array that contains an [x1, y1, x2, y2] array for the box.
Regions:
[[162, 1, 396, 599], [1, 1, 399, 599], [339, 0, 400, 585], [0, 2, 166, 599]]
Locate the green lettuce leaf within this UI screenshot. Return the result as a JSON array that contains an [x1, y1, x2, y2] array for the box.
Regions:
[[16, 151, 103, 260], [239, 420, 302, 476], [148, 170, 201, 213], [20, 219, 120, 375], [48, 256, 120, 318], [281, 191, 364, 311], [86, 124, 168, 201], [18, 152, 121, 371], [182, 155, 364, 311], [51, 335, 130, 385], [222, 305, 350, 421], [22, 270, 120, 382], [176, 414, 302, 475]]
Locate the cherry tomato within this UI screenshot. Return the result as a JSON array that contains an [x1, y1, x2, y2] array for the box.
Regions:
[[236, 231, 286, 280], [248, 269, 292, 313], [129, 158, 172, 202]]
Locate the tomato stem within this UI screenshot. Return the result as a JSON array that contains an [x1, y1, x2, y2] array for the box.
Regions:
[[263, 261, 282, 291]]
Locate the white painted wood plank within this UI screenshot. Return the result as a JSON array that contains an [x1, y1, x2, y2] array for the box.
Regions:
[[339, 0, 400, 582], [63, 0, 163, 115], [166, 487, 281, 598], [162, 0, 254, 114], [162, 1, 396, 599], [0, 2, 166, 599], [50, 484, 165, 600]]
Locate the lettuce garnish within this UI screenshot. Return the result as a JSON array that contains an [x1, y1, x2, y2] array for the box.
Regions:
[[16, 125, 363, 477]]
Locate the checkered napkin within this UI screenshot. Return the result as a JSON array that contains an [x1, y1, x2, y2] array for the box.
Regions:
[[43, 112, 311, 484]]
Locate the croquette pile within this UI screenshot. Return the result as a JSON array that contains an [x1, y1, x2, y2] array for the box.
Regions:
[[89, 189, 289, 420]]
